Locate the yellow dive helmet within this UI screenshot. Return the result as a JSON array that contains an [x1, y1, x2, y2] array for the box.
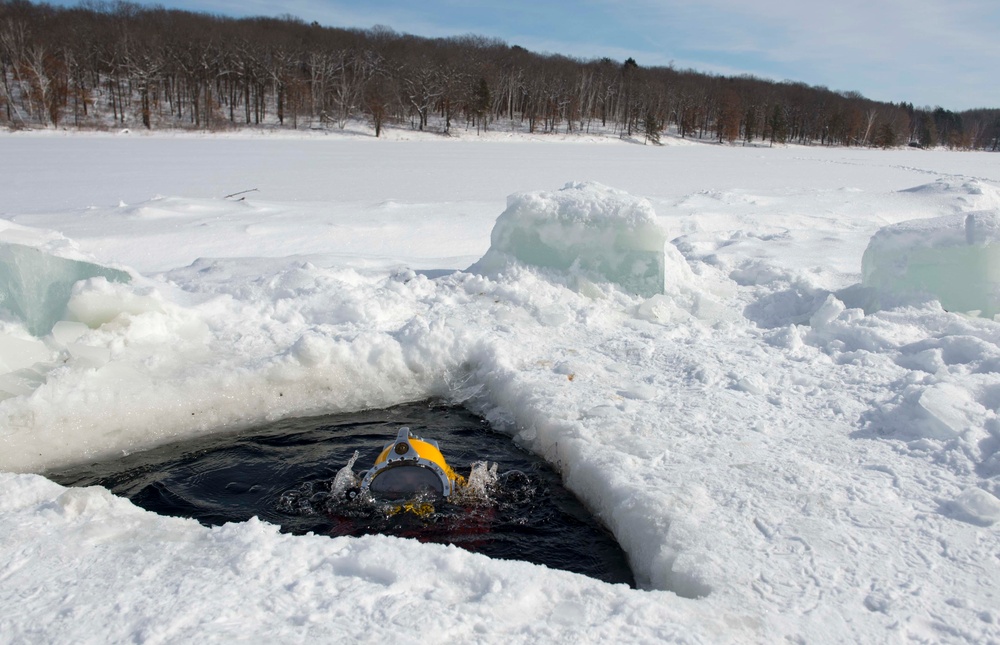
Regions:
[[361, 427, 463, 499]]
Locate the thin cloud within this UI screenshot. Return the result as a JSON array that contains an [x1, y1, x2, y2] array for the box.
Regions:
[[46, 0, 999, 109], [589, 0, 998, 108]]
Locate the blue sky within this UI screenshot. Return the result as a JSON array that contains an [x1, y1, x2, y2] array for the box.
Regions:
[[50, 0, 999, 111]]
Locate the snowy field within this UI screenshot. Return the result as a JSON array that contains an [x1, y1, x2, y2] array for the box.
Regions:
[[2, 128, 1000, 643]]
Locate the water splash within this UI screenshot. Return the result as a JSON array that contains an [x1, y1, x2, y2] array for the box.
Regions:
[[280, 457, 536, 541], [452, 460, 499, 504], [331, 450, 360, 495]]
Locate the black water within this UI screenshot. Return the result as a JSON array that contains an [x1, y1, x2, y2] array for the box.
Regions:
[[48, 402, 634, 587]]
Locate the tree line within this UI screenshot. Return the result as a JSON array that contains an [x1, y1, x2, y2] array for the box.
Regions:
[[2, 0, 998, 150]]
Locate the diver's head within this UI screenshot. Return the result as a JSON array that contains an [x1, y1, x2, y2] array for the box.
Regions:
[[360, 427, 461, 499]]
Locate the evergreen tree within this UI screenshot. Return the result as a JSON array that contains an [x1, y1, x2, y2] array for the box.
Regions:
[[874, 123, 896, 148], [768, 103, 788, 145], [472, 76, 490, 134], [643, 109, 661, 144], [919, 115, 939, 148]]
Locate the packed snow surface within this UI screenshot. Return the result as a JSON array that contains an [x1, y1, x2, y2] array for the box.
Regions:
[[2, 130, 1000, 643]]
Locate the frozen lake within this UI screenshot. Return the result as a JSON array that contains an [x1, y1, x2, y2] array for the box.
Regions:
[[2, 130, 999, 643]]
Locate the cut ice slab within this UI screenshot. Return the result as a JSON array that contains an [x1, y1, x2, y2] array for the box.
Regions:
[[861, 210, 1000, 317], [469, 182, 669, 297], [0, 242, 131, 336]]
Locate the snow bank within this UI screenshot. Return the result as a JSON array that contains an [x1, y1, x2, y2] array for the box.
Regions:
[[470, 182, 671, 297], [0, 472, 728, 644], [862, 209, 1000, 317], [0, 262, 474, 471]]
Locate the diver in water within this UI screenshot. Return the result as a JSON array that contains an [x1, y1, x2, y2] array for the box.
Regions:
[[360, 427, 465, 500], [322, 426, 545, 554]]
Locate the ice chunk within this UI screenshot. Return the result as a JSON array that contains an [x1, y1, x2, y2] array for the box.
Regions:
[[0, 242, 131, 336], [50, 320, 89, 346], [870, 382, 986, 442], [0, 332, 52, 373], [914, 383, 983, 440], [861, 210, 1000, 317], [470, 182, 669, 297], [809, 294, 855, 329], [0, 329, 58, 401], [946, 488, 1000, 526]]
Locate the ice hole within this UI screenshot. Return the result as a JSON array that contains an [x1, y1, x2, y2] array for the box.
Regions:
[[47, 401, 635, 587]]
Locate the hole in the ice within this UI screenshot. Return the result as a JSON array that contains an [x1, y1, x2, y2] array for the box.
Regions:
[[47, 401, 635, 588]]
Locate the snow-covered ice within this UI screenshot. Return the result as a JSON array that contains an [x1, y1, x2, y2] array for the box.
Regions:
[[1, 130, 1000, 643]]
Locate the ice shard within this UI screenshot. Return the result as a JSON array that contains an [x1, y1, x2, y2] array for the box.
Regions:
[[0, 242, 131, 336]]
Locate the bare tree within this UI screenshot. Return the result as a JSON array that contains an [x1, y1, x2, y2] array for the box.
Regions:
[[0, 0, 993, 148]]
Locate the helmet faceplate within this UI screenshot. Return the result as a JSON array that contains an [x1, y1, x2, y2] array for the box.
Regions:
[[360, 427, 460, 499]]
